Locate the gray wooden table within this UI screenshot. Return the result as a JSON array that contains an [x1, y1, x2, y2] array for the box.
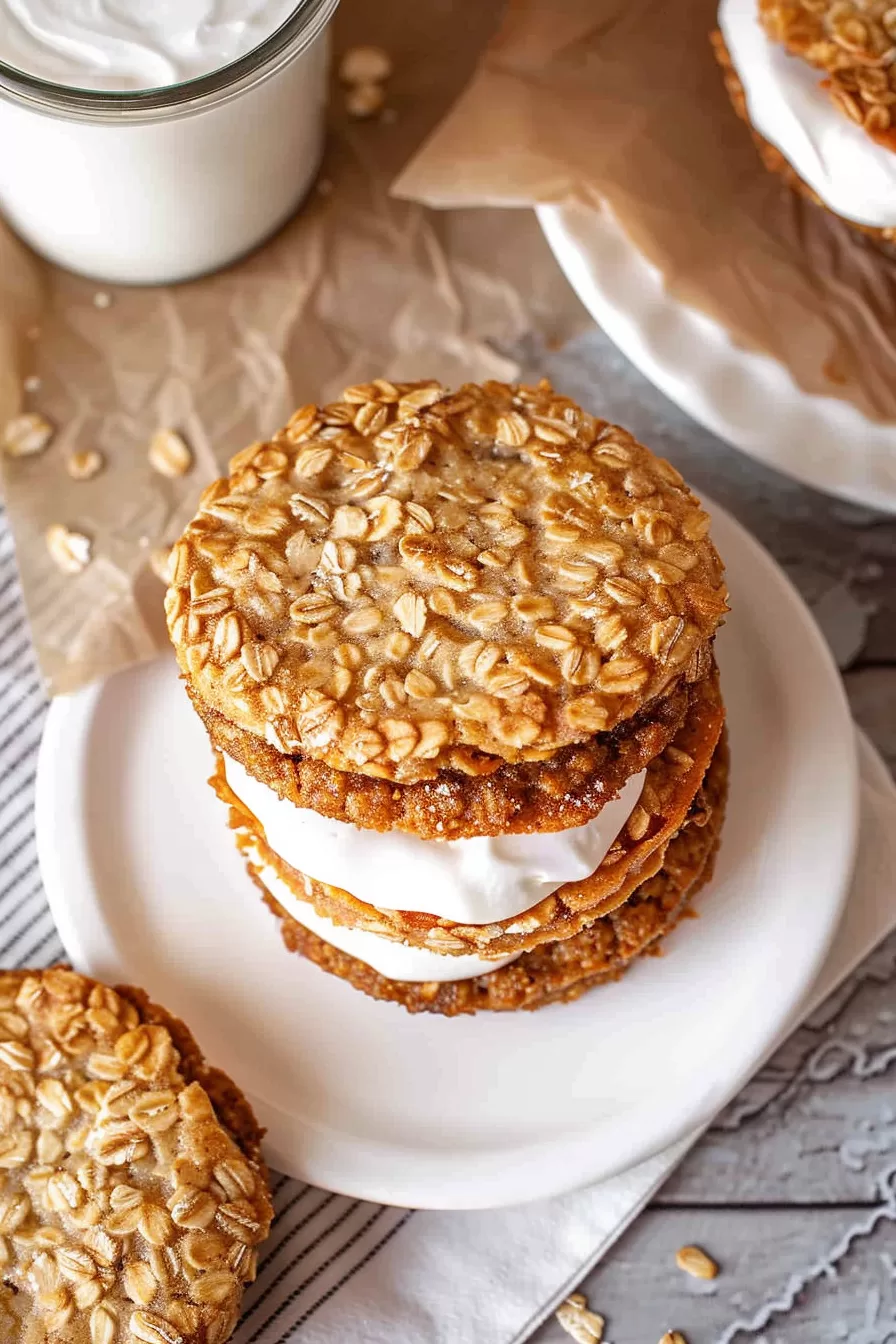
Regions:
[[522, 327, 896, 1344]]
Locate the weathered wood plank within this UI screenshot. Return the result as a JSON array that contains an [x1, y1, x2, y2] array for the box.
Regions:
[[530, 1205, 896, 1344], [847, 668, 896, 775], [661, 929, 896, 1207]]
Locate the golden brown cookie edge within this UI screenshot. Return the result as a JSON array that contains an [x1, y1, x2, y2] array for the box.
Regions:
[[195, 666, 717, 841]]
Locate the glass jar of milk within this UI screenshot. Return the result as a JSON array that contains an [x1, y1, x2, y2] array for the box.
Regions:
[[0, 1, 337, 285]]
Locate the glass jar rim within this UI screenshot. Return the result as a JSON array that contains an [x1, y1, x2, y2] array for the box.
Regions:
[[0, 0, 338, 123]]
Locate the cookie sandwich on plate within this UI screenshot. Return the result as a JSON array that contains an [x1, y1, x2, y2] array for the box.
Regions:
[[714, 0, 896, 245], [166, 379, 730, 1015]]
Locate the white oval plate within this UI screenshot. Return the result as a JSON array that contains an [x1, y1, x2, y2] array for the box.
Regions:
[[538, 203, 896, 515], [35, 503, 858, 1210]]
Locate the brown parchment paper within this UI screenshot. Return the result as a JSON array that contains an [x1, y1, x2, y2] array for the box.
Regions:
[[0, 0, 586, 696], [393, 0, 896, 426]]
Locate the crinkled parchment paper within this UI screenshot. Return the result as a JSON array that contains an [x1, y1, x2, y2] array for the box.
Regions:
[[393, 0, 896, 426], [0, 0, 585, 695]]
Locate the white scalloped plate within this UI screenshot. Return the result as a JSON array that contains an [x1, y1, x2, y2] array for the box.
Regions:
[[538, 203, 896, 514], [34, 503, 858, 1209]]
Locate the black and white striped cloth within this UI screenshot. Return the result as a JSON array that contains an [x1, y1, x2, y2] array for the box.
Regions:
[[0, 507, 58, 972], [4, 502, 896, 1344]]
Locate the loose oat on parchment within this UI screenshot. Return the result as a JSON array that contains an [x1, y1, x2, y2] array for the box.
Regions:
[[340, 42, 392, 118], [148, 430, 193, 480], [345, 81, 386, 118], [339, 45, 393, 85], [67, 449, 104, 482], [45, 524, 91, 575], [3, 411, 54, 458]]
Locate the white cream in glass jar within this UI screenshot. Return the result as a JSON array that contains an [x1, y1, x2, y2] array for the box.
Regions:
[[0, 0, 338, 284]]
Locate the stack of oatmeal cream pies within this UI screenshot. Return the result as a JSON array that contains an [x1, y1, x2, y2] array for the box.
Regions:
[[166, 379, 730, 1016]]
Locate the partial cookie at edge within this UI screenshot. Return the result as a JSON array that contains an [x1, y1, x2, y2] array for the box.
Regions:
[[0, 966, 273, 1344]]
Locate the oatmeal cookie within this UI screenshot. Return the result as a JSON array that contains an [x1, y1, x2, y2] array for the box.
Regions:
[[214, 664, 724, 958], [167, 379, 727, 783], [0, 968, 272, 1344], [252, 734, 729, 1015]]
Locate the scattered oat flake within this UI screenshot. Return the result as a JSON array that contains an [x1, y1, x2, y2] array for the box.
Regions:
[[150, 546, 173, 583], [339, 44, 392, 85], [676, 1245, 719, 1279], [660, 1333, 688, 1344], [346, 81, 385, 118], [93, 290, 112, 309], [3, 411, 54, 458], [23, 374, 41, 393], [149, 428, 193, 478], [66, 448, 104, 481], [555, 1293, 604, 1343], [46, 524, 91, 575]]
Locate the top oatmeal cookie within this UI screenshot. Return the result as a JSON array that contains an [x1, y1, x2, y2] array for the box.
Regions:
[[166, 379, 727, 783], [759, 0, 896, 145]]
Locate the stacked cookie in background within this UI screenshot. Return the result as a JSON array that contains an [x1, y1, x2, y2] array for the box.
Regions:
[[714, 0, 896, 245], [166, 379, 729, 1015]]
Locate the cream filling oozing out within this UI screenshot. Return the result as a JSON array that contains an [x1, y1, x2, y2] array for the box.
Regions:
[[719, 0, 896, 228], [223, 754, 647, 927], [247, 848, 522, 983]]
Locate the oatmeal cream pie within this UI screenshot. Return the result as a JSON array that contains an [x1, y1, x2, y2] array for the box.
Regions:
[[715, 0, 896, 244], [0, 966, 273, 1344], [209, 666, 725, 963], [256, 730, 729, 1015], [166, 378, 728, 1003]]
